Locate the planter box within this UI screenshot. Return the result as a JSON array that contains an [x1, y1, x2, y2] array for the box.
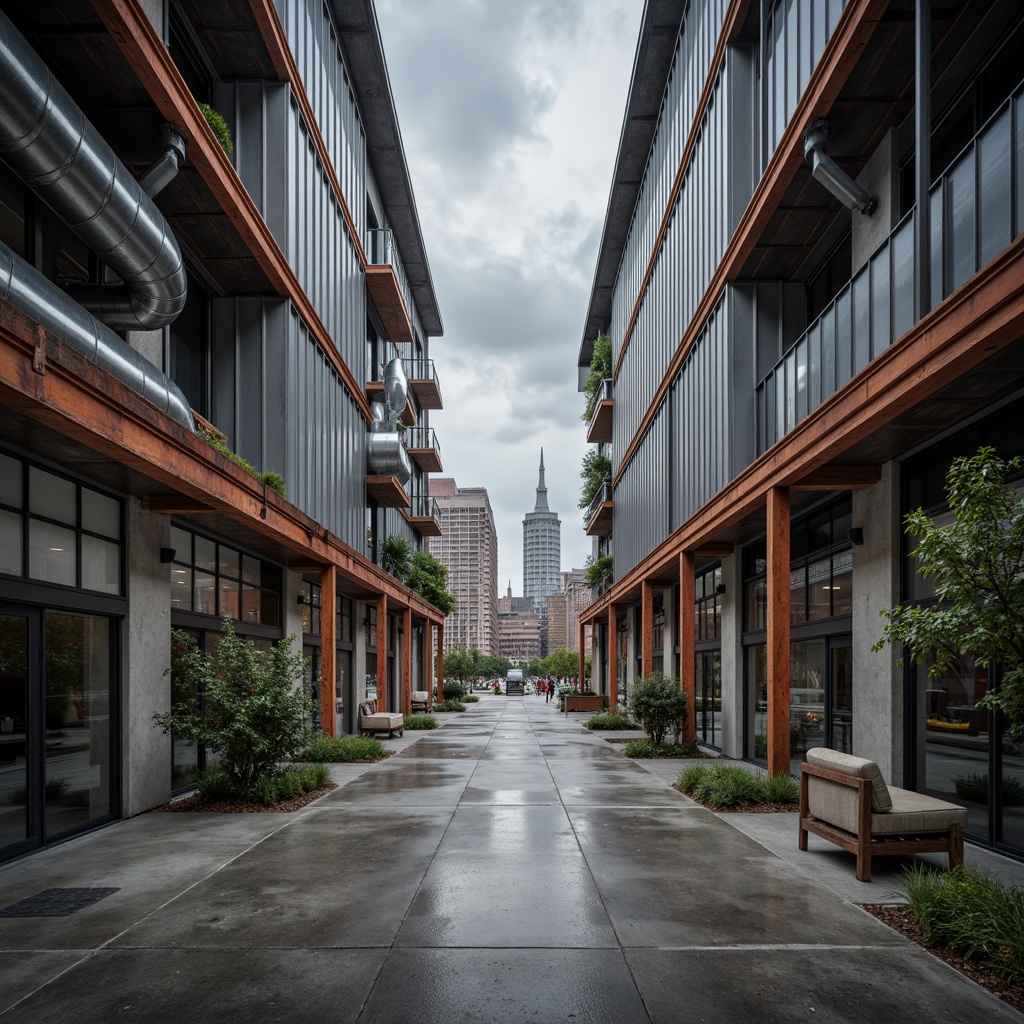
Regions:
[[563, 694, 606, 714]]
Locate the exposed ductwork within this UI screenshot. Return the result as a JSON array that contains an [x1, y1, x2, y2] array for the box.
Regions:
[[0, 9, 194, 431], [367, 357, 412, 485], [804, 120, 877, 216], [0, 8, 187, 331]]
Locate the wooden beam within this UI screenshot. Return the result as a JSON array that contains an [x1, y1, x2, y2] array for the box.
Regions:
[[607, 604, 618, 712], [436, 623, 445, 703], [144, 495, 213, 514], [767, 487, 791, 779], [402, 606, 413, 716], [694, 543, 734, 557], [376, 594, 388, 712], [679, 551, 696, 744], [790, 465, 881, 490], [641, 580, 654, 679], [320, 565, 336, 737]]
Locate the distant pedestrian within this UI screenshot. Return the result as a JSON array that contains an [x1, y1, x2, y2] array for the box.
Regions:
[[545, 680, 553, 703]]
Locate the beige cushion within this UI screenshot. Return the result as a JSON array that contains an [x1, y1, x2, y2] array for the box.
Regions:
[[411, 691, 430, 704], [361, 712, 402, 729], [872, 787, 968, 835], [805, 747, 893, 812]]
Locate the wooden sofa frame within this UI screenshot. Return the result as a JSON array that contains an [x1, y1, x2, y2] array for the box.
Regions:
[[357, 698, 404, 738], [799, 762, 964, 883]]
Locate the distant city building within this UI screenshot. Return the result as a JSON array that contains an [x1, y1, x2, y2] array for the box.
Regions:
[[497, 583, 543, 664], [544, 570, 594, 656], [523, 449, 561, 654], [429, 478, 499, 655], [546, 592, 568, 652]]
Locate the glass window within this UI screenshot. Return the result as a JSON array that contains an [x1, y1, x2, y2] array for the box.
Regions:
[[195, 535, 217, 573], [219, 578, 240, 620], [0, 508, 22, 576], [194, 571, 216, 615], [81, 535, 120, 595], [29, 468, 75, 525], [29, 520, 76, 586], [807, 557, 832, 620], [790, 565, 807, 625], [170, 525, 192, 563], [82, 489, 120, 540], [831, 551, 853, 616], [170, 564, 191, 611], [0, 453, 22, 508]]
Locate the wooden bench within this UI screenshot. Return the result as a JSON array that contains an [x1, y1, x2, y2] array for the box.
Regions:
[[410, 690, 432, 713], [799, 747, 967, 882], [358, 698, 404, 738]]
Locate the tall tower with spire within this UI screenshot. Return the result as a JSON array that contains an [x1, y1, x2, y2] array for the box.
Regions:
[[523, 449, 561, 652]]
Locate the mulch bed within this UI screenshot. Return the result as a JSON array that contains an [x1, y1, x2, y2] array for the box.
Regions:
[[861, 904, 1024, 1015], [154, 783, 337, 813], [670, 783, 795, 813]]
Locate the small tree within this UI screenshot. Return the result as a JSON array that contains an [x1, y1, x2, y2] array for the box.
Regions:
[[408, 550, 457, 616], [874, 447, 1024, 726], [546, 646, 581, 683], [629, 672, 688, 745], [153, 619, 314, 796], [444, 646, 474, 681]]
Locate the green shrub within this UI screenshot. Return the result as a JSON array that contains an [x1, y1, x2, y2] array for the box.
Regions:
[[586, 712, 637, 730], [441, 679, 469, 700], [192, 766, 234, 803], [295, 763, 330, 790], [154, 620, 315, 797], [628, 672, 688, 744], [623, 740, 702, 758], [433, 699, 466, 713], [276, 772, 304, 800], [462, 694, 480, 703], [259, 471, 287, 498], [199, 102, 233, 153], [306, 734, 384, 762], [676, 764, 798, 810], [895, 864, 1024, 983], [246, 777, 280, 806], [404, 714, 439, 730]]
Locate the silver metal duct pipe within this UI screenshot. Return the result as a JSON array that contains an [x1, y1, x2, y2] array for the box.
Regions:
[[137, 124, 187, 199], [803, 120, 877, 216], [0, 239, 195, 430], [367, 357, 412, 486], [0, 8, 187, 330]]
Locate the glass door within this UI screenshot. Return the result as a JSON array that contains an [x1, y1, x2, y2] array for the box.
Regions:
[[828, 637, 853, 753], [696, 650, 722, 748], [0, 612, 33, 855]]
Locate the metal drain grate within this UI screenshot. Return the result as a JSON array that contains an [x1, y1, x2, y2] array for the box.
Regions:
[[0, 887, 120, 918]]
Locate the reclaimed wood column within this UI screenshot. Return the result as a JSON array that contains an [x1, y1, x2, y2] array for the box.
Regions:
[[319, 564, 336, 737], [641, 579, 654, 678], [679, 550, 696, 744], [767, 486, 791, 778], [402, 606, 412, 715], [436, 623, 445, 702], [607, 604, 618, 711], [376, 594, 388, 711]]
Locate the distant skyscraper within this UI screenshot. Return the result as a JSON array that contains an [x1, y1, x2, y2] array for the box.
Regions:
[[498, 583, 543, 664], [523, 449, 561, 654], [429, 478, 499, 655]]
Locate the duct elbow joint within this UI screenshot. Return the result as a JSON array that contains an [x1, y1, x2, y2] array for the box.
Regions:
[[803, 120, 876, 216]]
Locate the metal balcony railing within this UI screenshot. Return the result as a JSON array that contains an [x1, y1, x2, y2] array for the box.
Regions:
[[405, 425, 441, 460], [405, 358, 443, 409], [584, 481, 612, 527], [409, 494, 440, 520], [366, 227, 413, 322], [755, 80, 1024, 455]]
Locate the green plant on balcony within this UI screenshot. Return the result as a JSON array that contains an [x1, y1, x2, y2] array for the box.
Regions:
[[585, 554, 613, 592], [381, 534, 413, 580], [198, 102, 233, 153], [579, 448, 611, 509], [581, 334, 612, 423], [197, 426, 286, 497]]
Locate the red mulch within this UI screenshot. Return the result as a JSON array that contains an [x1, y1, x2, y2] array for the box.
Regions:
[[861, 904, 1024, 1015], [154, 782, 337, 813]]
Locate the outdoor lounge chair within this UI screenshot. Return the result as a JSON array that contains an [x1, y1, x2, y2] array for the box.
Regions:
[[798, 747, 968, 882], [358, 698, 404, 738]]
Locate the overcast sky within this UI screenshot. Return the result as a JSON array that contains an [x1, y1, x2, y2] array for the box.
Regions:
[[375, 0, 644, 595]]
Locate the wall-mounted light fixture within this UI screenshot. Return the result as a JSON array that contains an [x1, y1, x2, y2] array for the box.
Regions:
[[159, 547, 176, 563], [848, 528, 864, 546], [804, 120, 876, 216], [296, 593, 307, 605], [715, 583, 727, 595]]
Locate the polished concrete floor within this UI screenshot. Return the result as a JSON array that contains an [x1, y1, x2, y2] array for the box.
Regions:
[[1, 696, 1021, 1023]]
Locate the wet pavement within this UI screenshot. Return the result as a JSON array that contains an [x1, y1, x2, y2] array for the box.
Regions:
[[1, 695, 1021, 1023]]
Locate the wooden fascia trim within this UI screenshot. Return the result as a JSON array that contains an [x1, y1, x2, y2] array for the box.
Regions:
[[612, 0, 889, 485], [789, 466, 881, 490], [612, 0, 751, 380], [246, 0, 369, 267], [0, 310, 442, 618], [600, 232, 1024, 604], [96, 0, 372, 424]]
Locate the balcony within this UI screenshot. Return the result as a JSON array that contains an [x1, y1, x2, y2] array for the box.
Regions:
[[586, 378, 613, 444], [406, 358, 443, 410], [366, 228, 414, 344], [405, 426, 443, 473], [756, 81, 1024, 455], [404, 495, 442, 537], [584, 481, 613, 537], [366, 475, 410, 509]]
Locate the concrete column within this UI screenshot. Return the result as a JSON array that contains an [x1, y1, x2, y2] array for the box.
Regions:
[[719, 552, 744, 760], [852, 461, 903, 781], [354, 601, 368, 709], [122, 498, 171, 817]]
